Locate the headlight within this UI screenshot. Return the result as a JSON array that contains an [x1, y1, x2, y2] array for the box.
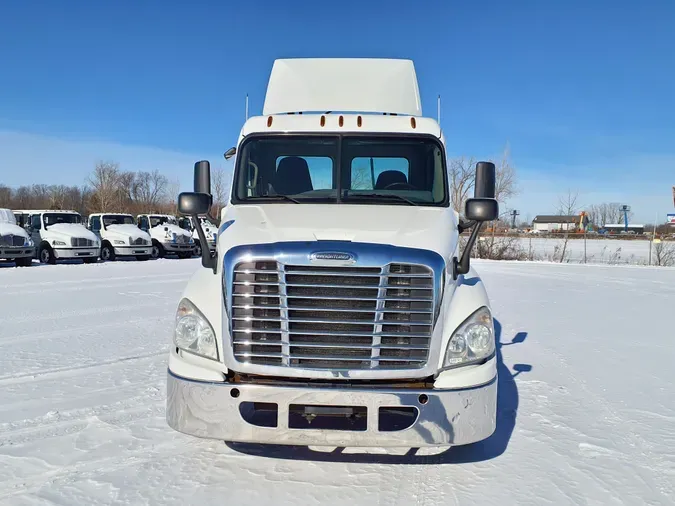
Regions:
[[113, 240, 125, 245], [52, 240, 66, 246], [174, 298, 218, 360], [25, 237, 34, 247], [443, 307, 494, 369]]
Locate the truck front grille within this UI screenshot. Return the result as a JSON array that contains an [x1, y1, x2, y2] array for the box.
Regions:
[[131, 237, 148, 246], [231, 261, 434, 370], [0, 235, 24, 247], [71, 237, 94, 247]]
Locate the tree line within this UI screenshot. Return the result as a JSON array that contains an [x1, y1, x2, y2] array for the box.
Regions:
[[0, 161, 230, 217]]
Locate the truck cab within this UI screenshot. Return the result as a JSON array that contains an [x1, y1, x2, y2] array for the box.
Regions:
[[87, 213, 153, 261], [136, 213, 194, 259], [0, 208, 35, 267], [17, 209, 100, 264], [166, 58, 500, 447]]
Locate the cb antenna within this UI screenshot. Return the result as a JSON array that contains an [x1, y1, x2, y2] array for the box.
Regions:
[[437, 95, 441, 126], [245, 94, 249, 121]]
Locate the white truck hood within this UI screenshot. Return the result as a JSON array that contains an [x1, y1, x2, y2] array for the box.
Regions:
[[105, 224, 151, 241], [45, 223, 98, 241], [0, 223, 30, 239], [220, 204, 458, 262], [149, 224, 191, 241]]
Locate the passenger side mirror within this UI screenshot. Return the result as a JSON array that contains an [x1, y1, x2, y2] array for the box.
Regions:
[[178, 192, 212, 215], [465, 198, 499, 222], [194, 160, 211, 195]]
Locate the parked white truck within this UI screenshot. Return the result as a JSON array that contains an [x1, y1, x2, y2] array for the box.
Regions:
[[87, 213, 153, 261], [16, 210, 100, 264], [167, 58, 500, 447], [136, 214, 194, 259], [178, 215, 217, 257], [0, 208, 35, 267]]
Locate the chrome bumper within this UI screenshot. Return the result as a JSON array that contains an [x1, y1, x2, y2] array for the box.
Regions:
[[163, 243, 194, 252], [114, 246, 152, 256], [0, 247, 34, 259], [54, 247, 98, 259], [166, 370, 497, 447]]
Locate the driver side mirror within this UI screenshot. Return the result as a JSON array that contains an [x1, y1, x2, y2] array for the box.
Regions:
[[465, 198, 498, 222], [178, 192, 212, 215]]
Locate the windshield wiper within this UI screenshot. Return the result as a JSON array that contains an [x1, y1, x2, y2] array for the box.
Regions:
[[250, 195, 301, 204], [344, 192, 419, 206]]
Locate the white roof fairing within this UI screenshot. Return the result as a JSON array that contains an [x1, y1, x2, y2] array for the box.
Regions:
[[262, 58, 423, 116]]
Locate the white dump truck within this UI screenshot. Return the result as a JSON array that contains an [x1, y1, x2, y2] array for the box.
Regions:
[[87, 213, 153, 261], [0, 208, 35, 267], [167, 58, 500, 447], [16, 209, 100, 264], [136, 213, 194, 259]]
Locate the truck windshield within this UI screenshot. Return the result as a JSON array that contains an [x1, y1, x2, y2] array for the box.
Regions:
[[233, 135, 447, 206], [103, 215, 134, 226], [43, 213, 81, 227], [149, 216, 176, 227]]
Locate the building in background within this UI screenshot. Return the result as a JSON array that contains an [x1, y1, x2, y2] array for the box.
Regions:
[[603, 224, 645, 235], [532, 215, 580, 232]]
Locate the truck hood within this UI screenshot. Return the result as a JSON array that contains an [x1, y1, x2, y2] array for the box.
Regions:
[[221, 204, 458, 260], [0, 223, 29, 239], [45, 223, 98, 241], [149, 224, 191, 240], [105, 224, 151, 241]]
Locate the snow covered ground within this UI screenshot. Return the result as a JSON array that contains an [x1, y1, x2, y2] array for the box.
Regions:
[[0, 258, 673, 505], [514, 236, 670, 265]]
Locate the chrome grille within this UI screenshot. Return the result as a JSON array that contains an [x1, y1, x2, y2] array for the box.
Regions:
[[131, 237, 148, 246], [0, 235, 25, 247], [71, 237, 94, 247], [231, 261, 434, 370]]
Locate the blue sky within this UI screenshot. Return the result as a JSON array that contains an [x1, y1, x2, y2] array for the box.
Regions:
[[0, 0, 673, 222]]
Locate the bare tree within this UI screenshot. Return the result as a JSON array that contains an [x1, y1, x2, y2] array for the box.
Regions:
[[492, 144, 517, 205], [653, 241, 675, 267], [88, 161, 120, 212], [0, 185, 11, 207], [134, 170, 168, 212], [448, 156, 475, 213], [587, 202, 633, 227], [211, 166, 229, 215], [557, 189, 579, 216]]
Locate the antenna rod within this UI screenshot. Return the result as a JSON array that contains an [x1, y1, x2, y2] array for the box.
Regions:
[[245, 94, 249, 121], [437, 95, 441, 125]]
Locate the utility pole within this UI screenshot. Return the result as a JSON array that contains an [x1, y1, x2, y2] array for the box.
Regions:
[[649, 211, 658, 265], [510, 209, 520, 230], [620, 204, 631, 232]]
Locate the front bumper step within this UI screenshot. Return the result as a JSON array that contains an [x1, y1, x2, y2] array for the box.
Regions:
[[166, 370, 497, 447]]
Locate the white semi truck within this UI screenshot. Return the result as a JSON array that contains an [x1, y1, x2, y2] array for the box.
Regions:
[[0, 208, 35, 267], [136, 214, 194, 259], [166, 58, 500, 448], [16, 210, 100, 264], [178, 215, 218, 257], [87, 213, 153, 261]]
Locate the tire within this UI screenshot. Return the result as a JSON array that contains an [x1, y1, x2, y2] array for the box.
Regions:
[[100, 242, 116, 262], [136, 255, 151, 261], [39, 244, 56, 265], [194, 241, 202, 257], [16, 256, 32, 267], [151, 241, 164, 259], [83, 257, 98, 264]]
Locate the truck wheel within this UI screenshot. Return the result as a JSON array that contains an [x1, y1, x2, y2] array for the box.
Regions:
[[136, 255, 151, 261], [101, 243, 116, 261], [151, 241, 164, 259], [16, 257, 32, 267], [39, 245, 56, 265], [83, 257, 98, 264]]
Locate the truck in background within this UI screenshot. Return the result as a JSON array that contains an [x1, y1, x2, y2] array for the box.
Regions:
[[136, 214, 194, 259], [87, 213, 153, 261], [166, 58, 500, 448], [15, 210, 100, 264], [0, 208, 35, 267], [178, 215, 218, 257]]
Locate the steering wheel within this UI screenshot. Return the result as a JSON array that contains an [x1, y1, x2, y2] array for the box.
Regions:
[[383, 182, 417, 191]]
